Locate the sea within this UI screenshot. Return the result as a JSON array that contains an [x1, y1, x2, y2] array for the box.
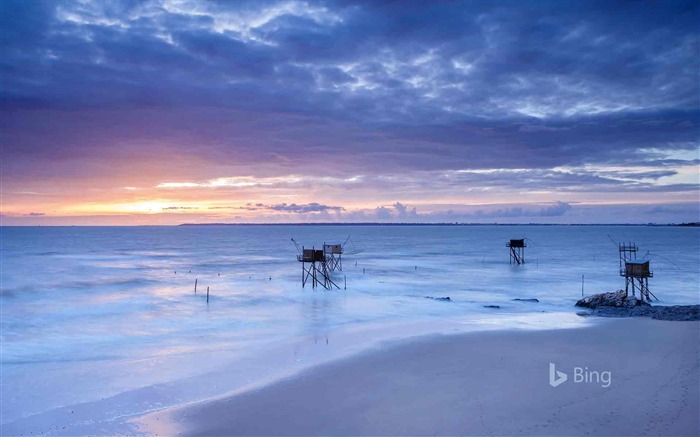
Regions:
[[1, 225, 698, 433]]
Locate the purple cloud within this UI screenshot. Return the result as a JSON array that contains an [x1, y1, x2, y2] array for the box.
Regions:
[[0, 0, 697, 224], [243, 202, 345, 214]]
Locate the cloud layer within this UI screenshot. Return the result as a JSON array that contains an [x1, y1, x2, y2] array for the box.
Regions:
[[1, 0, 698, 224]]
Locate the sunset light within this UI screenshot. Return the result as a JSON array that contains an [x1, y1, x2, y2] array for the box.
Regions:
[[1, 0, 698, 225], [1, 2, 699, 436]]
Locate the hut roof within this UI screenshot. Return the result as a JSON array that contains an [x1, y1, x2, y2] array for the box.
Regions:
[[625, 259, 650, 265]]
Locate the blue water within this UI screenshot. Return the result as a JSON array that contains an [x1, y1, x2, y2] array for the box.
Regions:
[[1, 225, 698, 428]]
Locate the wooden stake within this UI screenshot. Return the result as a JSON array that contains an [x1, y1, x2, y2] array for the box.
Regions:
[[194, 278, 198, 294], [344, 275, 347, 290], [207, 286, 210, 303], [581, 275, 584, 297]]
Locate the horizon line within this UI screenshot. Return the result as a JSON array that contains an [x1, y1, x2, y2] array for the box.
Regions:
[[1, 222, 699, 228]]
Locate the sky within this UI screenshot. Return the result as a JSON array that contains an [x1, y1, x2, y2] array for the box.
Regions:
[[1, 0, 698, 225]]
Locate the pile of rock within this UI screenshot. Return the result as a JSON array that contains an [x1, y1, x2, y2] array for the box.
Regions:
[[576, 291, 699, 321], [575, 290, 649, 308]]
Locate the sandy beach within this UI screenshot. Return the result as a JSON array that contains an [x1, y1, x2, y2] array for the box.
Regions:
[[141, 318, 699, 437]]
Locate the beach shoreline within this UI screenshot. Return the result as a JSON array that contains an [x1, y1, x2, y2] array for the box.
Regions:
[[139, 317, 699, 437], [0, 312, 593, 435]]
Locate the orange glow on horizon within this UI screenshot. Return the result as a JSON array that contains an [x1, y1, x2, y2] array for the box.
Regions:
[[2, 162, 698, 225]]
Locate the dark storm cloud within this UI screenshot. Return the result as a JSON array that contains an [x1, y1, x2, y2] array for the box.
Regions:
[[3, 0, 698, 114], [0, 0, 698, 195]]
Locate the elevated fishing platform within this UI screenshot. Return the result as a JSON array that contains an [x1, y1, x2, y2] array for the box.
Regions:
[[618, 242, 656, 302], [323, 243, 343, 272], [507, 239, 526, 265], [292, 239, 340, 290]]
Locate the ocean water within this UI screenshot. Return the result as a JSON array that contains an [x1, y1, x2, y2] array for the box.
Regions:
[[1, 225, 698, 431]]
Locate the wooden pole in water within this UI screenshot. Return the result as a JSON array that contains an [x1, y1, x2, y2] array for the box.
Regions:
[[207, 286, 210, 303], [302, 245, 305, 288], [581, 275, 584, 297], [344, 275, 347, 290], [194, 278, 198, 294]]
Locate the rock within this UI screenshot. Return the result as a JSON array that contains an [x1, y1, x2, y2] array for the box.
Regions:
[[591, 305, 699, 321], [483, 305, 501, 309], [513, 298, 539, 303], [575, 290, 650, 308], [425, 296, 451, 301], [650, 305, 700, 321], [575, 291, 699, 321]]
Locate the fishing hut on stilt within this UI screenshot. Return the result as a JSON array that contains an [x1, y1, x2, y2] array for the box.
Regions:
[[292, 239, 340, 290], [507, 239, 526, 265], [323, 243, 343, 272], [619, 242, 656, 302]]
